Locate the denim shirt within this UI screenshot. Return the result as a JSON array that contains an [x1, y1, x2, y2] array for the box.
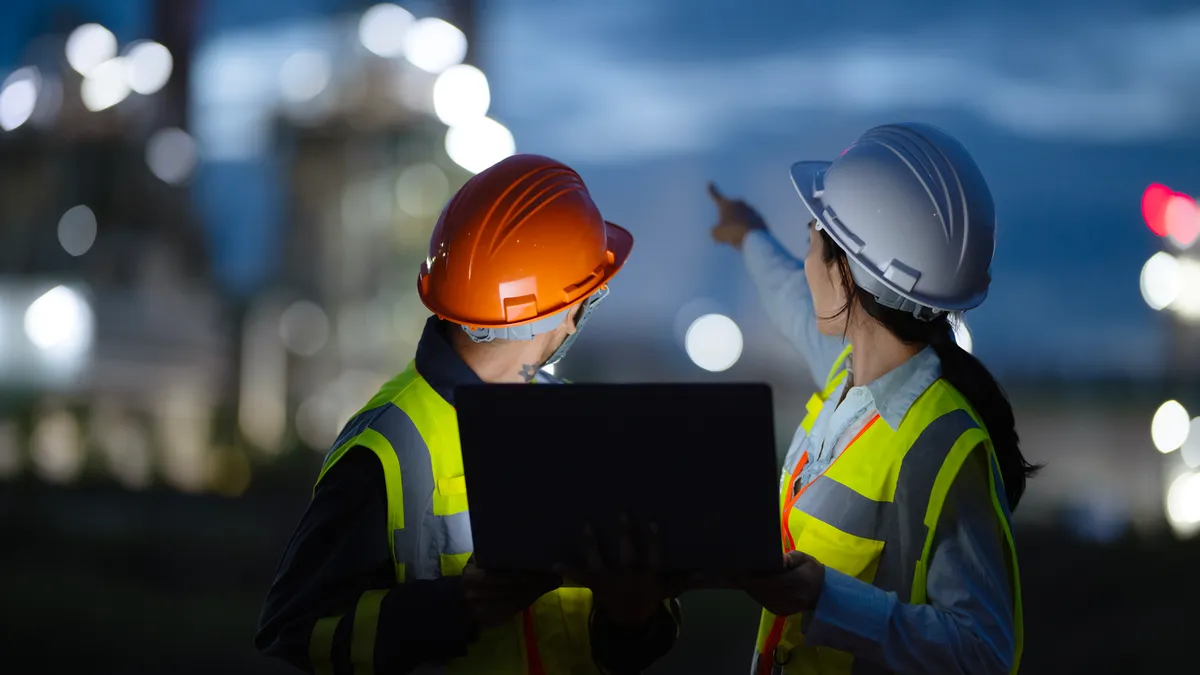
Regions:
[[743, 229, 1016, 675]]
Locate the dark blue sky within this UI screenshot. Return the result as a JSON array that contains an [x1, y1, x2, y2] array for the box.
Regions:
[[3, 0, 1199, 377], [481, 0, 1200, 377]]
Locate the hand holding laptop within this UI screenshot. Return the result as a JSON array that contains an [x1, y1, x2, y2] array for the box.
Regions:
[[557, 514, 688, 627]]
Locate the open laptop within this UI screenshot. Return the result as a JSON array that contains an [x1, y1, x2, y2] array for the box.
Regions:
[[455, 383, 782, 575]]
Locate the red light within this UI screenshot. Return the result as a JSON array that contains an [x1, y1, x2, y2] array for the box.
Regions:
[[1166, 194, 1200, 248], [1143, 183, 1173, 236]]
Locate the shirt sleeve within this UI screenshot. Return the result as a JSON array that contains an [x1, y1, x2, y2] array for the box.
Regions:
[[255, 448, 477, 675], [802, 449, 1016, 675], [741, 229, 848, 389]]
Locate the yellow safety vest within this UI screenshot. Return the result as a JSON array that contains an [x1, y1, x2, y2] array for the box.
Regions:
[[753, 345, 1024, 675], [311, 361, 598, 675]]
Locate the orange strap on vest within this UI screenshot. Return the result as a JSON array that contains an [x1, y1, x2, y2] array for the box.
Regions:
[[522, 608, 545, 675], [759, 413, 881, 675]]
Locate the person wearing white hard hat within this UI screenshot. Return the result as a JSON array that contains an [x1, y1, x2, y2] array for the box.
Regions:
[[705, 123, 1039, 675]]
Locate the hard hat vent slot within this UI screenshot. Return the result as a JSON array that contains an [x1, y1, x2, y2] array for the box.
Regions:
[[503, 294, 539, 323], [882, 260, 920, 292], [561, 263, 605, 298]]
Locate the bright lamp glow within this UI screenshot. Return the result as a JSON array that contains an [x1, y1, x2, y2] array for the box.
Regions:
[[359, 4, 414, 57], [125, 41, 173, 95], [685, 313, 744, 372], [1167, 472, 1200, 532], [81, 57, 131, 111], [445, 117, 515, 173], [24, 286, 94, 362], [66, 24, 117, 77], [404, 18, 467, 73], [0, 68, 39, 131], [433, 64, 490, 126], [1152, 400, 1191, 453], [1140, 252, 1181, 310]]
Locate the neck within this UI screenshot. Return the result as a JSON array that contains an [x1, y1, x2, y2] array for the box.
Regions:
[[450, 329, 542, 383], [845, 318, 923, 388]]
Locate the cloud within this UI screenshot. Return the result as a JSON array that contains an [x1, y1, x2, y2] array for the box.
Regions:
[[489, 4, 1200, 162]]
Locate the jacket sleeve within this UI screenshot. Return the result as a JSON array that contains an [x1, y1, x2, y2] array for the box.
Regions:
[[590, 598, 682, 674], [742, 229, 849, 389], [255, 448, 478, 674], [802, 448, 1016, 675]]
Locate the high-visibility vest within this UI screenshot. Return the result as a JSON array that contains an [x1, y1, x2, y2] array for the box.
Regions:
[[753, 345, 1024, 675], [312, 361, 598, 675]]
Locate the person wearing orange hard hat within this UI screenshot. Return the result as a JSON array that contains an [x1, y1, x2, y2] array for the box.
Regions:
[[257, 154, 682, 675]]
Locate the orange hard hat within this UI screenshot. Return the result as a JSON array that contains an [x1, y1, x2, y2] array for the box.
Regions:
[[417, 153, 633, 328]]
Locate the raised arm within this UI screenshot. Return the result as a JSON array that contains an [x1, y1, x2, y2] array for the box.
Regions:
[[708, 183, 848, 387]]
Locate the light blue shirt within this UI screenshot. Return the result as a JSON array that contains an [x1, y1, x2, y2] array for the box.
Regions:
[[743, 230, 1016, 675]]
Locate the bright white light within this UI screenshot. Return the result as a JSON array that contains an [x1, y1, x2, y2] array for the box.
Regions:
[[952, 317, 973, 354], [1140, 252, 1181, 310], [404, 18, 467, 74], [66, 24, 117, 77], [1152, 400, 1191, 453], [1171, 258, 1200, 323], [433, 64, 490, 126], [543, 363, 556, 377], [445, 117, 515, 174], [146, 127, 198, 184], [1167, 472, 1200, 527], [1181, 418, 1200, 469], [81, 57, 132, 111], [279, 300, 330, 357], [125, 41, 173, 95], [279, 50, 331, 103], [685, 313, 744, 372], [0, 68, 39, 131], [395, 163, 450, 217], [359, 3, 414, 58], [57, 205, 98, 256], [24, 286, 94, 361]]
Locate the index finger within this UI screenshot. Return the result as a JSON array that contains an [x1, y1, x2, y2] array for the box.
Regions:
[[707, 181, 729, 205]]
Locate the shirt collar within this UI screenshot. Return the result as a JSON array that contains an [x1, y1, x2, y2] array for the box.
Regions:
[[414, 315, 482, 406], [846, 345, 941, 429]]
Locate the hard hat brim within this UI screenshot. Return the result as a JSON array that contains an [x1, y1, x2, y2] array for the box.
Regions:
[[789, 159, 977, 313]]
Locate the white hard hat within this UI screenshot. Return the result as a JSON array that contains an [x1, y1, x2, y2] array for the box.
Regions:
[[789, 122, 996, 319]]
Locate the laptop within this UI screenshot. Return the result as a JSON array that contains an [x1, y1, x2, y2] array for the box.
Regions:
[[455, 383, 782, 574]]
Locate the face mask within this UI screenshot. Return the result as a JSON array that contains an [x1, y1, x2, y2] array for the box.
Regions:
[[542, 287, 609, 367]]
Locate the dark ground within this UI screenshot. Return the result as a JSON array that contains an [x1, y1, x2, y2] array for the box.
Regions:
[[2, 457, 1196, 675]]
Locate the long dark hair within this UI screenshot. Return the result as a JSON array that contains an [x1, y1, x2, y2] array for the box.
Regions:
[[819, 228, 1041, 511]]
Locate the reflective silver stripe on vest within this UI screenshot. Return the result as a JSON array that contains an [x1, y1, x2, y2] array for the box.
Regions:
[[793, 475, 888, 541], [366, 403, 474, 581], [870, 408, 979, 604]]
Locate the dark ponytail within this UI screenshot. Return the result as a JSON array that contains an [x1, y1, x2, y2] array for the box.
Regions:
[[820, 228, 1041, 511]]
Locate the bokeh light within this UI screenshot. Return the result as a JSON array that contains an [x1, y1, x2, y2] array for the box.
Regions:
[[125, 40, 173, 95], [57, 205, 97, 257], [432, 64, 490, 127], [66, 24, 117, 77], [1152, 400, 1190, 453], [1140, 252, 1180, 310], [445, 117, 514, 173], [0, 67, 39, 131], [404, 18, 467, 73], [359, 3, 414, 58], [685, 313, 744, 372]]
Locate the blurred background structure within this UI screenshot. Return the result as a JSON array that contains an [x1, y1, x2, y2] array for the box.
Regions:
[[1, 0, 1199, 673]]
